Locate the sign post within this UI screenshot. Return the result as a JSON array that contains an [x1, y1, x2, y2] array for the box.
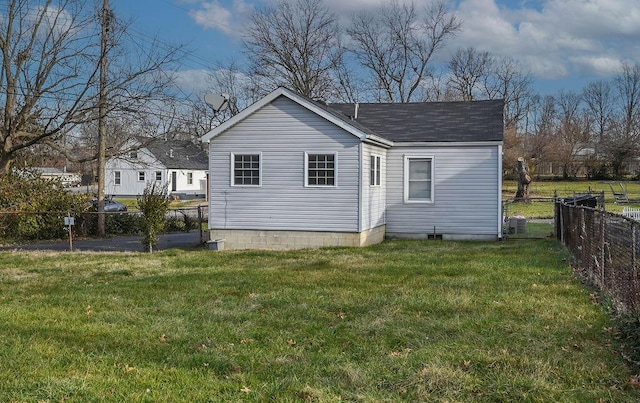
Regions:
[[64, 215, 75, 252]]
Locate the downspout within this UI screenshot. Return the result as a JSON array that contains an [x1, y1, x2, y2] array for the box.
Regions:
[[497, 144, 503, 239], [358, 142, 363, 234]]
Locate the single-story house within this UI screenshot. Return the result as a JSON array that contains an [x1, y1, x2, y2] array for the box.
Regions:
[[201, 87, 504, 250], [105, 138, 208, 199]]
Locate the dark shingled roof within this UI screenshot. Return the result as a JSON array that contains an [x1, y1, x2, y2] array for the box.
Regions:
[[327, 99, 504, 142], [144, 139, 208, 170]]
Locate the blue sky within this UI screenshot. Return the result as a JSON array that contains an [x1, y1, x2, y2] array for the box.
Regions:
[[112, 0, 640, 98]]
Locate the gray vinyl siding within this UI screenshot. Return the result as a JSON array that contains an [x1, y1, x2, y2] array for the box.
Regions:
[[386, 145, 500, 236], [361, 144, 386, 231], [209, 96, 360, 232]]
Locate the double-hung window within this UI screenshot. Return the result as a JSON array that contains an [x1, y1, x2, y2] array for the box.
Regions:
[[155, 171, 162, 181], [370, 155, 381, 186], [138, 171, 145, 182], [306, 153, 336, 186], [187, 172, 193, 185], [114, 171, 121, 185], [232, 153, 261, 186], [404, 156, 434, 203]]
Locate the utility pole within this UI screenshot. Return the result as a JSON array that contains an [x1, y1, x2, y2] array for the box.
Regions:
[[97, 0, 110, 236]]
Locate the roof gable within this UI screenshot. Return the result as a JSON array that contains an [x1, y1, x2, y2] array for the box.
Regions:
[[201, 87, 392, 147]]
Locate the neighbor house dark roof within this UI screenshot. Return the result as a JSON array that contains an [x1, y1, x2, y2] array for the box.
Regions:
[[144, 139, 208, 170], [327, 99, 504, 143]]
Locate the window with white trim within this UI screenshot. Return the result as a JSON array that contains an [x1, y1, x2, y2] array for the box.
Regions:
[[370, 155, 381, 186], [306, 153, 336, 186], [155, 171, 162, 181], [187, 172, 193, 185], [138, 171, 145, 182], [114, 171, 121, 185], [232, 153, 261, 186], [404, 156, 434, 203]]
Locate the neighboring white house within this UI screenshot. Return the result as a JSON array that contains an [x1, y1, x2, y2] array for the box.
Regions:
[[32, 167, 81, 186], [105, 138, 208, 199], [201, 87, 504, 250]]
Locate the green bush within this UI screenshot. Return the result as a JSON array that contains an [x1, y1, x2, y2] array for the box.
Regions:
[[165, 216, 186, 232], [0, 171, 89, 240], [137, 183, 170, 253]]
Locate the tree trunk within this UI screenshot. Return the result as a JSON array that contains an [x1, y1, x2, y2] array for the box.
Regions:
[[515, 157, 531, 200]]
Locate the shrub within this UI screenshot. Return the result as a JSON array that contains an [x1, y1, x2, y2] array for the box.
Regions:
[[0, 171, 89, 240], [137, 183, 170, 253]]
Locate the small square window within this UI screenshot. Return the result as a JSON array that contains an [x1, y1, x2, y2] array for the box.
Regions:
[[232, 154, 261, 186], [306, 153, 336, 186]]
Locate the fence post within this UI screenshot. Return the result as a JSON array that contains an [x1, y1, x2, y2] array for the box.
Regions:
[[632, 220, 639, 310], [198, 205, 203, 244], [600, 209, 606, 288]]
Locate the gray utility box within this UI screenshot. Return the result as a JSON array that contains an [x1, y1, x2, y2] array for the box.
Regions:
[[207, 239, 225, 251], [508, 217, 527, 234]]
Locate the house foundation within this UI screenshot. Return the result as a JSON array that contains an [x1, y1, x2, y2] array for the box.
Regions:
[[209, 225, 386, 250]]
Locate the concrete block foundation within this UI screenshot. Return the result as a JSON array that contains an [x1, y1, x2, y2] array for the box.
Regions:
[[209, 225, 386, 250]]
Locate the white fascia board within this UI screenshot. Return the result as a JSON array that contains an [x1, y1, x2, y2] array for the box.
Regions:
[[393, 140, 503, 147], [364, 134, 393, 148]]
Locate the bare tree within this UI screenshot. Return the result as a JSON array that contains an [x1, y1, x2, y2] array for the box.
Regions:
[[0, 0, 183, 174], [483, 56, 533, 130], [207, 59, 264, 117], [447, 47, 492, 101], [347, 0, 460, 103], [550, 91, 590, 178], [524, 94, 556, 173], [603, 63, 640, 177], [243, 0, 343, 100], [582, 80, 613, 145]]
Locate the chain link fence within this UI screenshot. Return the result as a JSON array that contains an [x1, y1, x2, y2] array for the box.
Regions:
[[556, 199, 640, 315], [0, 206, 208, 242]]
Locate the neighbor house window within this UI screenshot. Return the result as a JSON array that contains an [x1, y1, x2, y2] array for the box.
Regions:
[[306, 153, 336, 186], [130, 151, 138, 159], [138, 171, 145, 182], [187, 172, 193, 185], [232, 153, 261, 186], [114, 171, 121, 185], [155, 171, 162, 181], [370, 155, 381, 186], [404, 156, 434, 203]]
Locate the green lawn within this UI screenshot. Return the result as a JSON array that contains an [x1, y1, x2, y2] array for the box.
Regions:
[[504, 180, 640, 218], [1, 240, 639, 401]]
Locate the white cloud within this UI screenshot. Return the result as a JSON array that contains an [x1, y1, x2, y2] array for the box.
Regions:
[[168, 69, 214, 96], [449, 0, 640, 80], [189, 0, 253, 37], [569, 56, 624, 76]]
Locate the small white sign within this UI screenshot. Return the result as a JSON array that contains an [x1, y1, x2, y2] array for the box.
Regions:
[[64, 217, 75, 226]]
